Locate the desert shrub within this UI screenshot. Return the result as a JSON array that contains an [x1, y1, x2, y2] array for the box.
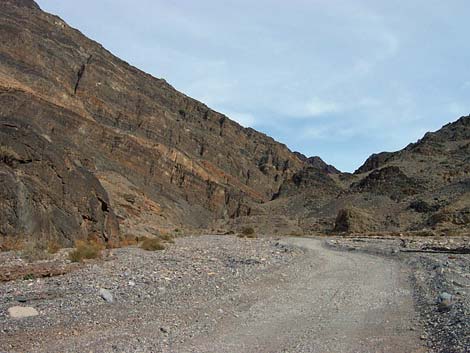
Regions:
[[158, 233, 174, 243], [47, 241, 61, 254], [140, 237, 165, 251], [21, 241, 51, 262], [238, 227, 257, 239], [68, 240, 103, 262], [107, 235, 138, 248], [0, 145, 20, 166], [119, 237, 138, 247], [0, 237, 24, 252], [23, 273, 35, 281], [241, 227, 255, 236]]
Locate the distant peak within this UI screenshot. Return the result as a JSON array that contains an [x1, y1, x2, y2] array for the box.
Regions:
[[4, 0, 40, 10], [305, 156, 341, 174]]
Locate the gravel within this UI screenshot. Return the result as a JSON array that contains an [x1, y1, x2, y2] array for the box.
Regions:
[[1, 234, 466, 352], [327, 235, 470, 353], [0, 235, 301, 352]]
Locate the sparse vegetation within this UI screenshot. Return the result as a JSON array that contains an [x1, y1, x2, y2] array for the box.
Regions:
[[23, 273, 35, 281], [68, 240, 103, 262], [140, 237, 165, 251], [158, 233, 175, 243], [0, 237, 24, 252], [119, 237, 138, 247], [108, 235, 138, 248], [242, 227, 255, 235], [0, 145, 20, 166], [47, 240, 61, 254], [21, 241, 51, 262], [238, 227, 257, 239]]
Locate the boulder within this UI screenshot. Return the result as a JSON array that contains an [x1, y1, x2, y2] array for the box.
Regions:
[[8, 306, 39, 318]]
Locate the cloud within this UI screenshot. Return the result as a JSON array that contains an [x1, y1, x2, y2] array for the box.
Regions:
[[357, 97, 382, 108], [276, 97, 342, 119], [301, 122, 362, 141], [304, 97, 341, 117]]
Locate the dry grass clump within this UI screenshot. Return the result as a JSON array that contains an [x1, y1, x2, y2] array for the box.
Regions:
[[1, 237, 63, 261], [0, 237, 24, 252], [289, 230, 304, 237], [107, 235, 138, 248], [21, 241, 51, 262], [0, 145, 20, 165], [118, 237, 138, 247], [68, 240, 103, 262], [158, 233, 175, 243], [238, 227, 257, 239], [139, 237, 165, 251], [47, 240, 61, 254]]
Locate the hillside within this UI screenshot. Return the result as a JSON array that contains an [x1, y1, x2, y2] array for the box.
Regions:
[[0, 0, 469, 246], [0, 0, 343, 244], [264, 116, 470, 235]]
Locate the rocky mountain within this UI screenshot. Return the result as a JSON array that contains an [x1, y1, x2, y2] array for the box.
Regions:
[[0, 0, 338, 245], [0, 0, 468, 246], [269, 115, 470, 235]]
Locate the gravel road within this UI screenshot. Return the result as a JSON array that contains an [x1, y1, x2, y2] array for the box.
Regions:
[[1, 236, 426, 353], [174, 237, 425, 353]]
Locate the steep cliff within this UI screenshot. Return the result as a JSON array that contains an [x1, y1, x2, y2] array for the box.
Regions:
[[0, 0, 324, 242]]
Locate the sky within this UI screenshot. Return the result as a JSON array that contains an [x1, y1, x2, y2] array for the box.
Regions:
[[37, 0, 470, 172]]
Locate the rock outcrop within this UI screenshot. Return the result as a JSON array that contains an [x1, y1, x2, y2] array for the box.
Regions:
[[333, 208, 378, 233], [0, 117, 119, 245], [0, 0, 311, 242], [0, 0, 469, 241]]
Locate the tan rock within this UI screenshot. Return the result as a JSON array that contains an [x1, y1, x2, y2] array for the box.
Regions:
[[8, 306, 39, 319]]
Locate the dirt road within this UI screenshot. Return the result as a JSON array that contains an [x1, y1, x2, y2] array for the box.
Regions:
[[1, 237, 425, 353], [173, 238, 424, 353]]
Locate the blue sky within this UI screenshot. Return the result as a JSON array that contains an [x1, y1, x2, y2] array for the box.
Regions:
[[37, 0, 470, 172]]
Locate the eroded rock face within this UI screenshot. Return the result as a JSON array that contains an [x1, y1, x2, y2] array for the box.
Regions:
[[333, 208, 378, 233], [351, 166, 424, 201], [0, 0, 308, 241], [264, 115, 470, 235], [354, 152, 394, 174], [0, 118, 119, 245]]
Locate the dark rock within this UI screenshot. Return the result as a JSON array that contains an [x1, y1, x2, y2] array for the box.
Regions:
[[304, 156, 340, 174], [351, 166, 424, 201], [333, 208, 378, 233], [0, 1, 309, 241], [0, 118, 119, 245], [409, 200, 440, 213], [355, 152, 394, 174]]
